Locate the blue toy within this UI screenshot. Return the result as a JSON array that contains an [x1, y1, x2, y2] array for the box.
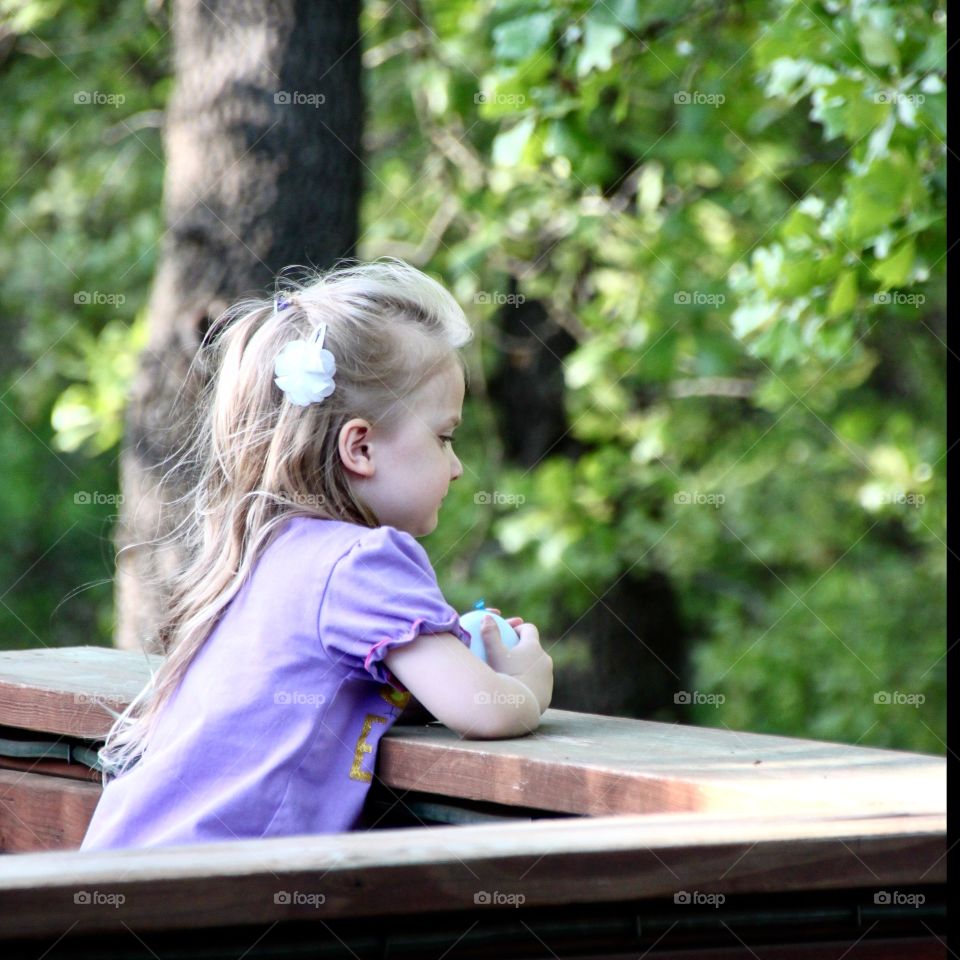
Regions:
[[459, 599, 520, 663]]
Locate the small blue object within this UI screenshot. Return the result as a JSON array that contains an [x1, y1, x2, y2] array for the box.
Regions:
[[458, 599, 520, 663]]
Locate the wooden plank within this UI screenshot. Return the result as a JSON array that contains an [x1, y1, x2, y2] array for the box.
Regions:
[[0, 648, 946, 820], [0, 811, 944, 939], [0, 647, 161, 739], [0, 770, 102, 854], [379, 709, 946, 818], [599, 941, 945, 960], [0, 755, 102, 783]]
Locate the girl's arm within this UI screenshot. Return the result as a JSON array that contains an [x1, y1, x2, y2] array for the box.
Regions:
[[384, 631, 548, 739], [394, 694, 435, 725]]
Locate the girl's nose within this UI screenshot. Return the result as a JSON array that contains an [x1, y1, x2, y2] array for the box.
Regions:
[[450, 452, 463, 481]]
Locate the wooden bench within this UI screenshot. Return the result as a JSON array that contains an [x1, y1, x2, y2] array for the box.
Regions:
[[0, 646, 946, 957]]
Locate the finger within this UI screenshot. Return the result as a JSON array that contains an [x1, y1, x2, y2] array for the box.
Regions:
[[506, 617, 524, 626], [480, 615, 505, 650], [486, 607, 501, 615], [514, 623, 540, 644], [481, 634, 508, 669]]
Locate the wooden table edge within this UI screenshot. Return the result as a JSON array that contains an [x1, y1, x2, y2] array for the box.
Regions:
[[0, 810, 945, 939]]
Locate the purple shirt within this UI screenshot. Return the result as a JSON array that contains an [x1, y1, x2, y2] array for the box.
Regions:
[[80, 518, 471, 850]]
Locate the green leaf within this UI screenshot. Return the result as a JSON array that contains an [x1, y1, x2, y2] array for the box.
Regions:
[[857, 21, 899, 69], [871, 239, 915, 290], [827, 269, 858, 318], [0, 0, 63, 32], [590, 0, 642, 30], [763, 57, 837, 102], [491, 115, 536, 166], [809, 76, 886, 141], [492, 12, 556, 63], [914, 30, 946, 73], [730, 300, 778, 339], [637, 161, 664, 213], [543, 118, 589, 162], [846, 151, 924, 243], [577, 17, 625, 76]]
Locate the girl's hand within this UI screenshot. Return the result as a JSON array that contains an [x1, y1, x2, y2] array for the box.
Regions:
[[484, 607, 524, 630], [480, 616, 553, 715]]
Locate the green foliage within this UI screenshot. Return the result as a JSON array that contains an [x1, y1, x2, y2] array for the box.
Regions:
[[50, 313, 149, 454], [730, 0, 945, 368], [1, 0, 944, 755], [0, 0, 167, 648], [362, 0, 946, 752]]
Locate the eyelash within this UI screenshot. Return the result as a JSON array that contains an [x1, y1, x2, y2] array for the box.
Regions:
[[440, 435, 455, 445]]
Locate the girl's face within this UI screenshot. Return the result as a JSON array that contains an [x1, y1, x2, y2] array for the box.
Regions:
[[349, 359, 465, 537]]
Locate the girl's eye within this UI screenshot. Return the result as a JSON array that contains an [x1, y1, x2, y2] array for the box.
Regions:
[[440, 435, 455, 445]]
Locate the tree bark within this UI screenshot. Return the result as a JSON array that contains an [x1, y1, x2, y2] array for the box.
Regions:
[[488, 283, 690, 721], [116, 0, 361, 651], [486, 289, 582, 468]]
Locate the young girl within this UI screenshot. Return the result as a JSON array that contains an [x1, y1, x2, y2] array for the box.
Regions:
[[80, 259, 552, 851]]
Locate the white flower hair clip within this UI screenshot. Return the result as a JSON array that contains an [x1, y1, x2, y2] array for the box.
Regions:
[[274, 318, 337, 407]]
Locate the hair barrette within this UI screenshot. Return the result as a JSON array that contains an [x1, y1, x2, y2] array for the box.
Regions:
[[274, 321, 336, 406]]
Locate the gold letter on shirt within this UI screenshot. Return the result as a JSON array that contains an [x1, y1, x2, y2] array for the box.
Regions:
[[350, 713, 386, 782], [381, 686, 411, 712]]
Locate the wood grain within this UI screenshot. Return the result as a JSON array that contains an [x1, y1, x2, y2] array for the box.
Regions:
[[0, 648, 945, 944], [0, 647, 162, 739], [0, 755, 102, 783], [378, 709, 946, 818], [0, 810, 944, 939], [0, 770, 102, 854], [0, 648, 946, 820]]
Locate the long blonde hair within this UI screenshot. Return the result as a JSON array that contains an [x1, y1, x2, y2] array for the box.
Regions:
[[98, 258, 473, 781]]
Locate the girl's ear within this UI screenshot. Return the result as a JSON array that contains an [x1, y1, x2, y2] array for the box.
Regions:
[[338, 418, 376, 478]]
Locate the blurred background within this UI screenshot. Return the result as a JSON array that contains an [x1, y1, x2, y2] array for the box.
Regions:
[[0, 0, 945, 752]]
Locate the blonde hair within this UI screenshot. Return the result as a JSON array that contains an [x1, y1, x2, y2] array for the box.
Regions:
[[98, 258, 473, 781]]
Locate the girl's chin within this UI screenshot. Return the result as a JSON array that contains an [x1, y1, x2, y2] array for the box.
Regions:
[[394, 514, 438, 538], [421, 511, 441, 536]]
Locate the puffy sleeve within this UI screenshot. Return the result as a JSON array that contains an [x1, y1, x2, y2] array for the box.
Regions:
[[318, 525, 472, 691]]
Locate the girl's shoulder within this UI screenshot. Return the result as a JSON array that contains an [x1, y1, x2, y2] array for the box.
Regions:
[[265, 517, 428, 571], [259, 519, 443, 619]]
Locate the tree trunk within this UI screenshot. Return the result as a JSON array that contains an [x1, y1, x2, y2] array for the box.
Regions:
[[116, 0, 361, 652]]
